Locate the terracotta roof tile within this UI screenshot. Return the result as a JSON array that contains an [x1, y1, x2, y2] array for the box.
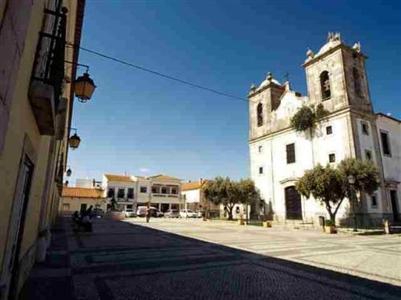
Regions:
[[182, 180, 208, 191], [104, 174, 135, 182], [148, 174, 181, 181], [62, 187, 104, 198]]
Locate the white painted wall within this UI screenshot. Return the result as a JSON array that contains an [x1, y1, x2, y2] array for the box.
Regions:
[[376, 115, 401, 217], [182, 189, 200, 204], [250, 112, 355, 223]]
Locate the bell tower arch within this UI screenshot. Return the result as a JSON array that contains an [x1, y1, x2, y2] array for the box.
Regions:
[[303, 33, 372, 114]]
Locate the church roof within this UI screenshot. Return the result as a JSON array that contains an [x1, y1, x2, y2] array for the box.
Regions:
[[316, 33, 343, 56]]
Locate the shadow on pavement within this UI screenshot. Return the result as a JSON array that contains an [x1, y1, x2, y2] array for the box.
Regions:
[[20, 217, 401, 300]]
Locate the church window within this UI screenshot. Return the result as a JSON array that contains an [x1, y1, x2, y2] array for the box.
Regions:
[[326, 126, 332, 135], [380, 131, 391, 156], [353, 67, 362, 97], [286, 143, 295, 164], [320, 71, 331, 100], [361, 121, 369, 135], [370, 194, 377, 208], [329, 153, 336, 163], [257, 103, 263, 127], [258, 145, 263, 153], [259, 167, 264, 174], [365, 149, 372, 161]]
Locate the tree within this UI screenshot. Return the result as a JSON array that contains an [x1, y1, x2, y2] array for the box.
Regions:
[[237, 179, 261, 219], [338, 158, 380, 197], [296, 158, 380, 225], [203, 177, 235, 220], [291, 104, 329, 135], [296, 164, 345, 224], [202, 177, 260, 220]]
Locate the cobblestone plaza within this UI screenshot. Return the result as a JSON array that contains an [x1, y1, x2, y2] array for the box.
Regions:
[[21, 217, 401, 300]]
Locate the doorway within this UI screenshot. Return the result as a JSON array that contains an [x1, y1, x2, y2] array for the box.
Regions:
[[80, 203, 87, 213], [285, 186, 302, 220], [390, 190, 399, 222], [5, 156, 34, 300]]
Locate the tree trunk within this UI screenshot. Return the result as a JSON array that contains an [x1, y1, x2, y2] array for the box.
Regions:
[[227, 206, 234, 220], [325, 203, 336, 225]]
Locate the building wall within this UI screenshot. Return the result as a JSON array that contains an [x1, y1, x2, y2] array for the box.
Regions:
[[60, 197, 107, 214], [376, 115, 401, 220], [250, 111, 358, 223], [248, 35, 399, 226], [0, 1, 82, 298], [103, 176, 182, 212]]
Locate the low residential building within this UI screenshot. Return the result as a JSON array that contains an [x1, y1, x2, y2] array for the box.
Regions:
[[103, 174, 182, 213], [103, 174, 137, 213], [145, 174, 182, 212], [181, 179, 220, 217], [60, 187, 106, 214]]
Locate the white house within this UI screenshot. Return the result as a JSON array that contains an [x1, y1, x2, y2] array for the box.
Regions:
[[248, 33, 400, 226], [102, 174, 182, 213], [181, 179, 220, 217]]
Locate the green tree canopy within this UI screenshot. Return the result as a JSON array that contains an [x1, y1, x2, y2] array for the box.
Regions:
[[338, 158, 380, 196], [202, 177, 260, 220], [291, 104, 329, 134], [296, 158, 380, 224], [296, 164, 345, 223]]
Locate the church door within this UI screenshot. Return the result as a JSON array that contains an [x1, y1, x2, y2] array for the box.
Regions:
[[285, 186, 302, 220]]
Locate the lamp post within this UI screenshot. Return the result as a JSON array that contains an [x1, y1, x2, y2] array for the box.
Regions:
[[347, 175, 358, 232], [66, 167, 72, 177]]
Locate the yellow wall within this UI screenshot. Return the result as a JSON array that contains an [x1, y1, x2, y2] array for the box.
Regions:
[[0, 0, 81, 297], [0, 0, 45, 273], [60, 197, 107, 214]]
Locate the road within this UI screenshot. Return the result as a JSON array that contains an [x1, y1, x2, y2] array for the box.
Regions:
[[21, 217, 401, 300]]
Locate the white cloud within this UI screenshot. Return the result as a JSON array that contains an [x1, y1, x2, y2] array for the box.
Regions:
[[139, 168, 150, 173]]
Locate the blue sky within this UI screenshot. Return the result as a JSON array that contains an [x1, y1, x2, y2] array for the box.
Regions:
[[68, 0, 401, 184]]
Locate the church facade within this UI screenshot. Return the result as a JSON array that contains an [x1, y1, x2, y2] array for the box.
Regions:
[[248, 33, 401, 226]]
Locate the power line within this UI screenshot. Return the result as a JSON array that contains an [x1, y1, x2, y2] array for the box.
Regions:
[[66, 43, 250, 103]]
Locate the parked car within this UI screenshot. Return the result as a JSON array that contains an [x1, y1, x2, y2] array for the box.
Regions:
[[124, 209, 136, 218], [136, 206, 164, 217], [164, 209, 180, 218], [180, 209, 197, 218]]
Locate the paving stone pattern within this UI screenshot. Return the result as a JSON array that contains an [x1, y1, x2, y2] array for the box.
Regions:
[[20, 217, 401, 300]]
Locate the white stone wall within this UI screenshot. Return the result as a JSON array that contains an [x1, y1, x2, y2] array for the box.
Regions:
[[248, 36, 400, 225], [376, 115, 401, 218], [182, 189, 200, 204], [250, 112, 355, 223]]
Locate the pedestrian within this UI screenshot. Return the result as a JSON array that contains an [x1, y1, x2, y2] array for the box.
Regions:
[[145, 206, 151, 223]]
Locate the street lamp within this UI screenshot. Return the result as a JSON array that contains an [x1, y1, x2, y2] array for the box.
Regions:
[[347, 175, 358, 232], [66, 167, 72, 177], [74, 71, 96, 102], [68, 128, 81, 149]]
